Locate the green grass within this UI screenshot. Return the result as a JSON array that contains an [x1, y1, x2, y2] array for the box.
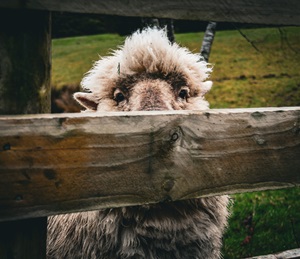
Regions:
[[223, 188, 300, 258], [52, 33, 125, 89], [52, 27, 300, 258], [175, 27, 300, 108]]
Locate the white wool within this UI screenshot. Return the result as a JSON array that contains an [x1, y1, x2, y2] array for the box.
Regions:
[[81, 28, 212, 97]]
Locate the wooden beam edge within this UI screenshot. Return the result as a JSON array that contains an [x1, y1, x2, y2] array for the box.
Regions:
[[0, 0, 300, 25], [0, 106, 299, 120]]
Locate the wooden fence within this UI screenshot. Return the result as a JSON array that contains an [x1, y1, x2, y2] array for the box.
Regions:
[[1, 107, 299, 222], [0, 1, 299, 258]]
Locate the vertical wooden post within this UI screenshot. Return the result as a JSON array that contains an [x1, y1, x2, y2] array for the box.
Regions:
[[0, 8, 50, 259], [0, 218, 47, 259], [0, 9, 51, 114]]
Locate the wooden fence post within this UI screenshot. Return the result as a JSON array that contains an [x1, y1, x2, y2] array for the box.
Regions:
[[0, 9, 51, 115], [0, 8, 51, 259], [0, 218, 47, 259]]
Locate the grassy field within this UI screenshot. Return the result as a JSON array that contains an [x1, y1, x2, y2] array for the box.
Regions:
[[52, 26, 300, 258]]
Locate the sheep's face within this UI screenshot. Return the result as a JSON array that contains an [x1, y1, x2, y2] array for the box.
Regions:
[[113, 72, 188, 111], [75, 72, 211, 112], [74, 28, 213, 112]]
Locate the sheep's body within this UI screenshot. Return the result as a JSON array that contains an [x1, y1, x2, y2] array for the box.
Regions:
[[47, 28, 229, 259]]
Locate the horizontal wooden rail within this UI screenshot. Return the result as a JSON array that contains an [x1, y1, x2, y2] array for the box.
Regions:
[[1, 0, 300, 25], [245, 248, 300, 259], [0, 107, 299, 222]]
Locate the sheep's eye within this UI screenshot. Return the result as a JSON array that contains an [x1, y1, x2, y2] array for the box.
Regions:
[[179, 89, 188, 99], [114, 92, 125, 103]]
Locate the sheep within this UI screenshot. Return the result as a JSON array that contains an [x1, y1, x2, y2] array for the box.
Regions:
[[47, 27, 229, 259]]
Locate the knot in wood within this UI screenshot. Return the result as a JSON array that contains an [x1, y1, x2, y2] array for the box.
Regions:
[[14, 194, 23, 201], [169, 127, 182, 143], [3, 143, 10, 151], [254, 136, 267, 146], [162, 179, 175, 192], [251, 111, 266, 119], [293, 121, 300, 135], [171, 132, 179, 142]]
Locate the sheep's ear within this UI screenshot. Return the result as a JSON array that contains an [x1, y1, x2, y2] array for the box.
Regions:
[[200, 81, 213, 96], [73, 92, 98, 111]]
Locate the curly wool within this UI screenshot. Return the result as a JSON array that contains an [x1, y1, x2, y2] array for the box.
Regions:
[[80, 28, 213, 110], [48, 198, 229, 259]]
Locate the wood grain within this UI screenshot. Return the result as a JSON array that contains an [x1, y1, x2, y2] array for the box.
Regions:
[[0, 0, 299, 25], [0, 107, 299, 222]]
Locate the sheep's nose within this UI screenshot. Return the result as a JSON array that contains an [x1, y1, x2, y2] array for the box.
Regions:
[[132, 80, 174, 111], [137, 90, 171, 111]]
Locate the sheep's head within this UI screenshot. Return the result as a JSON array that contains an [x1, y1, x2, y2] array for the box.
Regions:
[[74, 28, 213, 112]]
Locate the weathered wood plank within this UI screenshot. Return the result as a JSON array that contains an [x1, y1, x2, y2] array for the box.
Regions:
[[0, 9, 51, 115], [0, 107, 299, 222], [0, 0, 300, 25], [245, 248, 300, 259]]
